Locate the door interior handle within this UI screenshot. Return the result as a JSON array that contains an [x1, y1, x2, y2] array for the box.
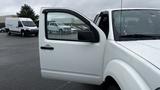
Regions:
[[41, 46, 54, 50]]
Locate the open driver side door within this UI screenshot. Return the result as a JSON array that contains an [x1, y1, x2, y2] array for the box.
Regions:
[[39, 8, 106, 84]]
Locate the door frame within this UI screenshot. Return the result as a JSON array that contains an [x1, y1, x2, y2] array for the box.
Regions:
[[42, 9, 100, 42]]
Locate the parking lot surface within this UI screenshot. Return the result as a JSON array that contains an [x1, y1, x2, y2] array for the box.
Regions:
[[0, 33, 101, 90]]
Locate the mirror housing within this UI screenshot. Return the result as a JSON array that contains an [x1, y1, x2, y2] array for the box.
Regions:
[[78, 31, 98, 43]]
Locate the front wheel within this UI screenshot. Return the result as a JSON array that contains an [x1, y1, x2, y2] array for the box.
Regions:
[[105, 83, 120, 90], [35, 33, 38, 36], [8, 30, 11, 35], [21, 31, 25, 37], [102, 77, 121, 90]]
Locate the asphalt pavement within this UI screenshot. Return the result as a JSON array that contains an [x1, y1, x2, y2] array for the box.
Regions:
[[0, 33, 101, 90]]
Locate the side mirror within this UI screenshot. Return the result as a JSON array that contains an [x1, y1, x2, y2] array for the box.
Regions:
[[78, 31, 98, 42]]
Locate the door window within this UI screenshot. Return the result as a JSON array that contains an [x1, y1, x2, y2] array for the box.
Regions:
[[46, 12, 95, 41], [98, 13, 109, 38], [18, 21, 23, 27]]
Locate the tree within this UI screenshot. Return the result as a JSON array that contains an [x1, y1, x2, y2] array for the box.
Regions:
[[17, 4, 39, 26]]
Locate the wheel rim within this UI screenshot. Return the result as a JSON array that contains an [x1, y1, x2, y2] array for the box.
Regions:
[[8, 31, 11, 35], [21, 32, 24, 36]]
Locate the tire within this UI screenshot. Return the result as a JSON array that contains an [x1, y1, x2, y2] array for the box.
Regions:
[[21, 30, 25, 37], [35, 33, 38, 36], [102, 77, 121, 90], [8, 30, 11, 35], [59, 29, 63, 33], [106, 83, 120, 90]]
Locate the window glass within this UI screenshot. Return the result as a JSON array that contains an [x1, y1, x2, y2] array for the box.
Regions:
[[46, 12, 91, 41], [18, 21, 23, 27], [113, 10, 160, 41], [22, 21, 36, 27], [98, 14, 109, 38]]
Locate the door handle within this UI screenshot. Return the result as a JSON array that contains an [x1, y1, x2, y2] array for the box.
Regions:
[[41, 46, 54, 50]]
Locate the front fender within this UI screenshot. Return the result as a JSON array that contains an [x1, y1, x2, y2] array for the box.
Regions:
[[104, 60, 150, 90]]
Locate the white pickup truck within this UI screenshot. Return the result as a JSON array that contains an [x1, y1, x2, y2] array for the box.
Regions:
[[39, 8, 160, 90]]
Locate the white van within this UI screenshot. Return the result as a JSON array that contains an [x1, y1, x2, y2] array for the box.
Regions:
[[39, 8, 160, 90], [5, 17, 38, 36]]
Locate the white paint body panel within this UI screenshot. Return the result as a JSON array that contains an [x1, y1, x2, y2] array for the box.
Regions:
[[118, 40, 160, 69], [39, 8, 160, 90], [5, 17, 19, 31]]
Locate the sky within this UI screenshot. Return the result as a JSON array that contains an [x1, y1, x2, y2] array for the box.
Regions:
[[0, 0, 160, 19]]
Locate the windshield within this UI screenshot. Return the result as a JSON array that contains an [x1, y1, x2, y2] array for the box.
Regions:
[[22, 21, 36, 27], [113, 9, 160, 41]]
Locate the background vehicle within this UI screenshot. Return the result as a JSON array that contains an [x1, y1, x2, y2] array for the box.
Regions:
[[5, 17, 38, 36], [39, 8, 160, 90], [0, 27, 6, 32], [47, 21, 71, 34]]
